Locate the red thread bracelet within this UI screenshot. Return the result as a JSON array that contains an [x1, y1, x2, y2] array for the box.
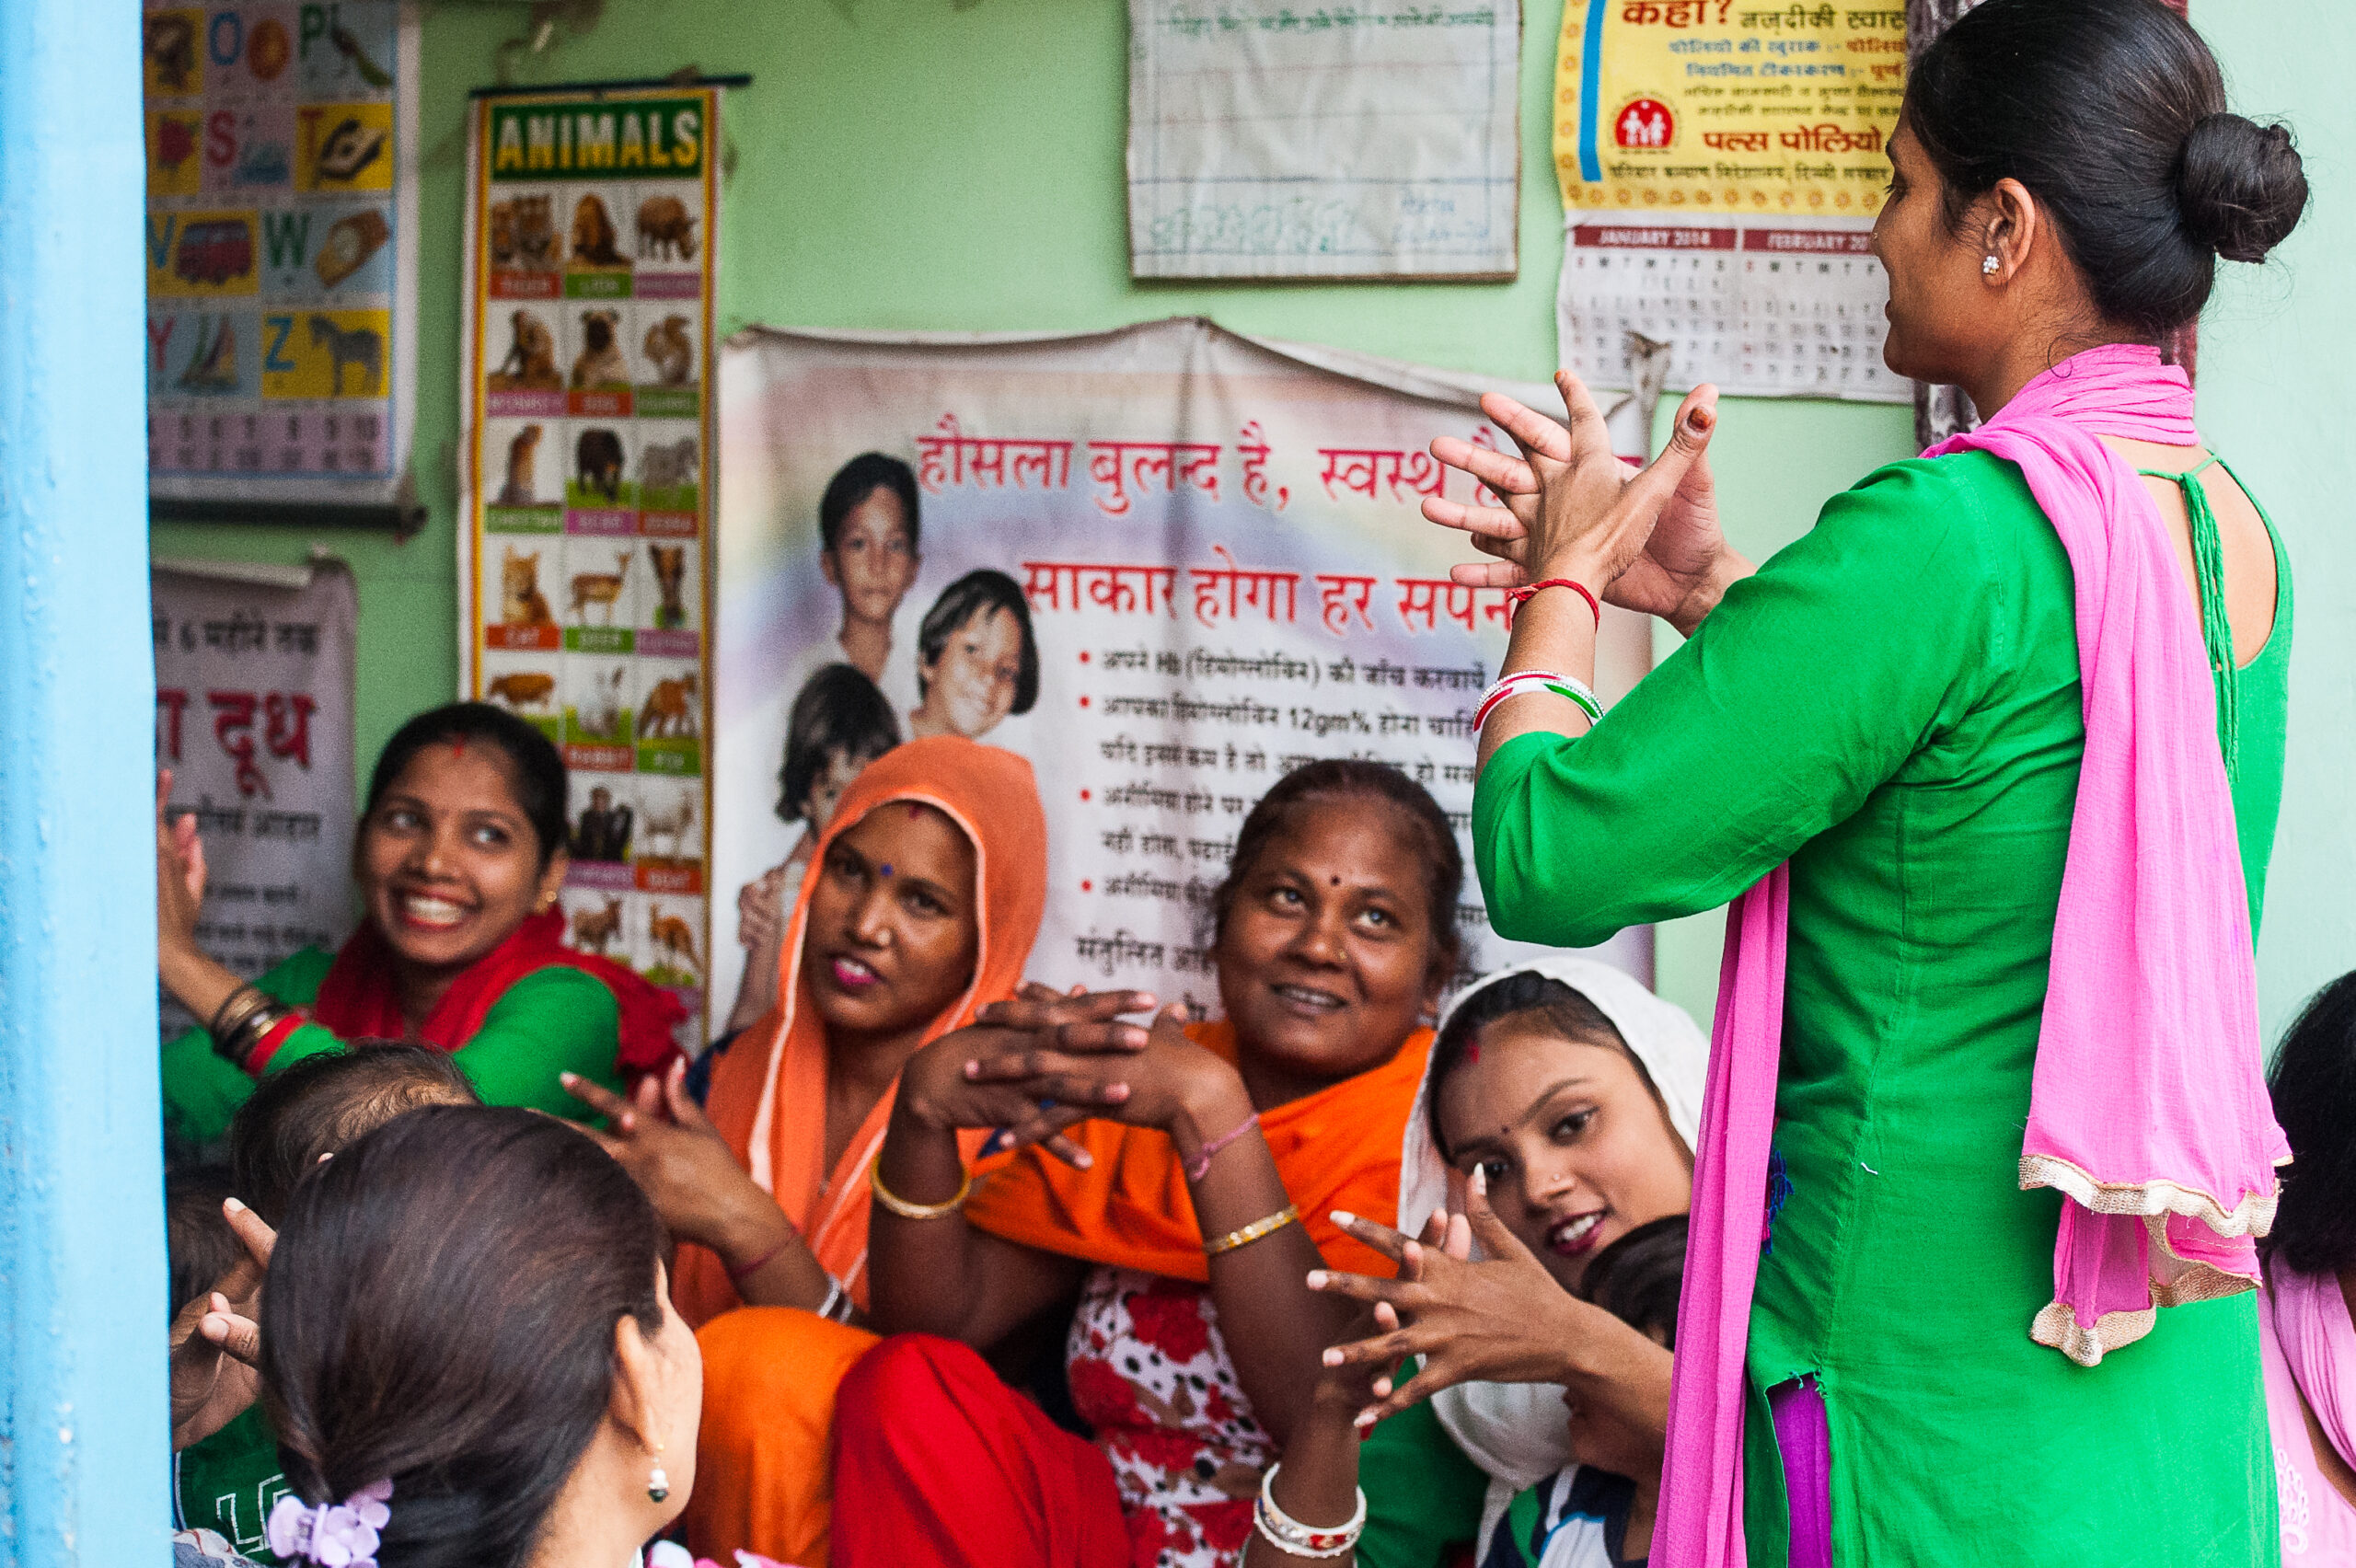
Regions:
[[1508, 578, 1601, 629], [727, 1235, 795, 1285]]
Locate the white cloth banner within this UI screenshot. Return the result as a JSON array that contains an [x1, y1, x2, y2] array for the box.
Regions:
[[711, 318, 1649, 1032], [154, 560, 359, 1039]]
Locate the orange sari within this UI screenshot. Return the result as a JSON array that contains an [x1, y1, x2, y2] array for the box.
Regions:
[[963, 1020, 1432, 1279], [682, 736, 1046, 1566]]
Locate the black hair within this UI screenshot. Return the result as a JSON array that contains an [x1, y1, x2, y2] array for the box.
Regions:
[[776, 663, 900, 825], [368, 702, 570, 869], [228, 1043, 482, 1227], [1210, 758, 1463, 988], [915, 569, 1040, 715], [262, 1106, 667, 1568], [2266, 971, 2356, 1275], [167, 1163, 241, 1315], [818, 452, 921, 556], [1425, 971, 1643, 1162], [1579, 1213, 1688, 1350], [1904, 0, 2306, 339]]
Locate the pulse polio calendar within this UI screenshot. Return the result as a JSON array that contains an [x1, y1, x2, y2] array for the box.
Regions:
[[1552, 2, 1911, 403]]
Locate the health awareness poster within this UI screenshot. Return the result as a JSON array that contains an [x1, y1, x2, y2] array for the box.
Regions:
[[1553, 1, 1908, 401], [144, 2, 421, 505], [711, 320, 1654, 1032], [458, 86, 721, 1049]]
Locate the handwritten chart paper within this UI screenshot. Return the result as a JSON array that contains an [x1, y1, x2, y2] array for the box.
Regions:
[[1552, 2, 1908, 400], [1127, 3, 1521, 280]]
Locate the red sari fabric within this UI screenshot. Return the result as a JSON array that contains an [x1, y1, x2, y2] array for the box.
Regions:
[[831, 1334, 1130, 1568], [310, 907, 686, 1082]]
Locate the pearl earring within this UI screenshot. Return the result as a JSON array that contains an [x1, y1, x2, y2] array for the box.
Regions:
[[647, 1443, 670, 1504], [1981, 255, 2001, 276]]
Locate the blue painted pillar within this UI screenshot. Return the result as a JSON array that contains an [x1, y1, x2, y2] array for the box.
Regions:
[[0, 5, 170, 1565]]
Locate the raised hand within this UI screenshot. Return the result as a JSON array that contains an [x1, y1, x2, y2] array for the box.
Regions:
[[1305, 1168, 1668, 1426], [1425, 374, 1735, 633], [168, 1196, 275, 1450], [156, 768, 208, 959]]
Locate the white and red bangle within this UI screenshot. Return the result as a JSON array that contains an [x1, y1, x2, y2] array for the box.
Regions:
[[1253, 1464, 1367, 1559], [1472, 669, 1603, 731], [1508, 577, 1601, 628]]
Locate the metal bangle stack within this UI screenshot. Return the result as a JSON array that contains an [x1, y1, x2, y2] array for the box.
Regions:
[[208, 984, 291, 1068]]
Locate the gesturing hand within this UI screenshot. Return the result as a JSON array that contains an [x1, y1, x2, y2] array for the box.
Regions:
[[156, 768, 209, 963], [168, 1196, 275, 1451], [1306, 1168, 1620, 1425], [565, 1059, 780, 1252], [1423, 373, 1725, 628], [902, 986, 1162, 1164]]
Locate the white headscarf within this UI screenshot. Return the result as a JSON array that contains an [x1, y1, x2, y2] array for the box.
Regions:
[[1396, 955, 1708, 1546]]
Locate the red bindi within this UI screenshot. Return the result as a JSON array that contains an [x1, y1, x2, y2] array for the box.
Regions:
[[447, 739, 466, 758], [1466, 1043, 1481, 1065], [907, 803, 922, 818]]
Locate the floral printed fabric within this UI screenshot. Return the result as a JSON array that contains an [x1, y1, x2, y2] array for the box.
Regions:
[[1066, 1265, 1272, 1568]]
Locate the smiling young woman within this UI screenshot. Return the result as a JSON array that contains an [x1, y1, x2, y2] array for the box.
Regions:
[[157, 702, 686, 1147]]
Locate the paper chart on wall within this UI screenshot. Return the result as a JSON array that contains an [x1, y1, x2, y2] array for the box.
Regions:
[[1126, 1, 1522, 280], [710, 319, 1655, 1033], [1553, 1, 1908, 401], [457, 86, 722, 1050], [143, 2, 422, 505]]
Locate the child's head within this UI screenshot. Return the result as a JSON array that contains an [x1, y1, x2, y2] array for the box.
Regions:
[[228, 1043, 482, 1227], [912, 570, 1039, 740], [1427, 971, 1692, 1293], [775, 663, 900, 830], [167, 1163, 241, 1314], [2267, 969, 2356, 1275], [1209, 760, 1463, 1085], [261, 1105, 699, 1562], [1563, 1214, 1688, 1490], [818, 454, 921, 629]]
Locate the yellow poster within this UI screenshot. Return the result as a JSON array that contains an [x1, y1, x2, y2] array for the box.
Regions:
[[1553, 2, 1905, 217], [260, 308, 391, 400]]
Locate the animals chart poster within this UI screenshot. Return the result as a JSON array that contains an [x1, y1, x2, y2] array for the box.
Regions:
[[457, 86, 722, 1048], [708, 319, 1652, 1036], [144, 2, 421, 505], [1551, 2, 1909, 401]]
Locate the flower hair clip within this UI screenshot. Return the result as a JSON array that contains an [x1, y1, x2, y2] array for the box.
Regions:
[[266, 1478, 392, 1568]]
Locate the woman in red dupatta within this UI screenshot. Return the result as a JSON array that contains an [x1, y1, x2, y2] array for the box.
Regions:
[[158, 702, 684, 1146]]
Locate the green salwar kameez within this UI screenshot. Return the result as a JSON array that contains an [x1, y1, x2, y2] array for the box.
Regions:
[[1472, 450, 2292, 1566]]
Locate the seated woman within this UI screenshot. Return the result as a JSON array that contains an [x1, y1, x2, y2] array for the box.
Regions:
[[253, 1104, 701, 1568], [832, 759, 1465, 1568], [157, 702, 685, 1147], [1235, 960, 1703, 1568], [2258, 969, 2356, 1558], [566, 734, 1046, 1565]]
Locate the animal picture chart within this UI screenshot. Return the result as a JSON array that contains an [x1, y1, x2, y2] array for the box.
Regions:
[[459, 86, 722, 1049], [1551, 2, 1909, 401], [144, 2, 422, 507], [1126, 1, 1521, 280]]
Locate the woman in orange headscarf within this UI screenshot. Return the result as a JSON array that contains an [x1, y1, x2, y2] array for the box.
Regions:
[[837, 760, 1468, 1568], [568, 733, 1046, 1566]]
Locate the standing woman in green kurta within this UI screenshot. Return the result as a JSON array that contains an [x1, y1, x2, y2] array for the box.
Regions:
[[158, 702, 686, 1147], [1408, 1, 2308, 1562]]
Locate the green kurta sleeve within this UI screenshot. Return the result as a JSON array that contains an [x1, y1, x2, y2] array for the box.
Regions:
[[1472, 455, 2029, 949], [1353, 1387, 1493, 1568], [259, 963, 624, 1116], [160, 946, 336, 1147], [160, 953, 623, 1145]]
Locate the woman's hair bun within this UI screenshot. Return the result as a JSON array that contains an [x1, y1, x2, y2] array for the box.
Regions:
[[2177, 112, 2309, 264]]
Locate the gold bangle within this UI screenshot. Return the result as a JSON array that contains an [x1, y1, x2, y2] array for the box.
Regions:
[[1205, 1203, 1299, 1256], [869, 1159, 971, 1221]]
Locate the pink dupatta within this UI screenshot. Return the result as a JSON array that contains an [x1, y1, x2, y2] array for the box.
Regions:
[[1656, 343, 2289, 1565]]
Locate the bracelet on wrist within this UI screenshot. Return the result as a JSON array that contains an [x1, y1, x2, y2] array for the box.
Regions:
[[1183, 1111, 1260, 1183], [1204, 1203, 1299, 1256], [1508, 577, 1601, 628], [1472, 670, 1603, 732], [1253, 1463, 1368, 1559], [869, 1158, 971, 1221]]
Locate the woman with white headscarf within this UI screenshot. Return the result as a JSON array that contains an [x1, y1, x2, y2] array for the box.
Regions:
[[1239, 957, 1706, 1568]]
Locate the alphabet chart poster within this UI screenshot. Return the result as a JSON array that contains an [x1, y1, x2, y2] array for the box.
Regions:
[[1552, 2, 1909, 401], [457, 86, 723, 1049], [143, 2, 421, 504]]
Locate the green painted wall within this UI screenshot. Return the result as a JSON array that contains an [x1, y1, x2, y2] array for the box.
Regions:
[[152, 0, 2350, 1036]]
